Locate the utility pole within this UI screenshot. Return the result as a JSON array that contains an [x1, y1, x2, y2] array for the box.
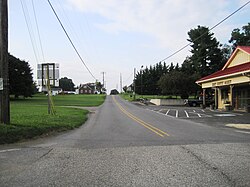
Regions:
[[0, 0, 10, 124], [101, 72, 106, 93], [133, 68, 136, 100], [120, 73, 122, 93]]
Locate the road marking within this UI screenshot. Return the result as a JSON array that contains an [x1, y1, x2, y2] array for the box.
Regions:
[[214, 114, 236, 117], [193, 110, 196, 112], [113, 96, 169, 137], [165, 109, 170, 115], [184, 110, 189, 118], [235, 130, 250, 134], [226, 124, 250, 129], [0, 148, 21, 153], [201, 110, 205, 112], [175, 110, 178, 118]]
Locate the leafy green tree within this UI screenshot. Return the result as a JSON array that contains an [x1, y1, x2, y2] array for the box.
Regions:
[[123, 85, 128, 92], [95, 81, 103, 93], [9, 54, 35, 98], [59, 77, 75, 91], [158, 71, 186, 98], [187, 25, 224, 77], [229, 23, 250, 49]]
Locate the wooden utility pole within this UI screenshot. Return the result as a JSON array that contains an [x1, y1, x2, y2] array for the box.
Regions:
[[0, 0, 10, 124]]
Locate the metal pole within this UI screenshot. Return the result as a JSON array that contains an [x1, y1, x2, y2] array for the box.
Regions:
[[0, 0, 10, 124], [133, 68, 136, 100]]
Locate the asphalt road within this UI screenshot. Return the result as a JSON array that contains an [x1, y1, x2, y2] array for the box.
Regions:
[[0, 95, 250, 186]]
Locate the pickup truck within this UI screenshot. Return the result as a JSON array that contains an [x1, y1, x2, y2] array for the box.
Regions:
[[184, 98, 214, 107]]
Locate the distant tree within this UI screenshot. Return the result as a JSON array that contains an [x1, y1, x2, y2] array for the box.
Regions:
[[187, 25, 224, 77], [158, 71, 187, 98], [229, 23, 250, 49], [9, 54, 35, 98], [59, 77, 75, 91], [123, 85, 128, 92], [110, 89, 119, 95], [95, 81, 103, 93]]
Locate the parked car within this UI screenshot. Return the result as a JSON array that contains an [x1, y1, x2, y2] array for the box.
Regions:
[[184, 98, 214, 107]]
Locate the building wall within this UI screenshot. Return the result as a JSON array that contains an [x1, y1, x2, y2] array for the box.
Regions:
[[201, 75, 250, 89]]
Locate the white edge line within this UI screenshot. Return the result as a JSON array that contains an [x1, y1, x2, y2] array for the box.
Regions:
[[0, 148, 21, 153], [235, 130, 250, 134]]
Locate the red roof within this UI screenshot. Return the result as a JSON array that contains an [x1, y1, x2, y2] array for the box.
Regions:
[[196, 61, 250, 83]]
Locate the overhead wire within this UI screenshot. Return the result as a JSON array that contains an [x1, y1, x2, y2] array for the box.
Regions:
[[54, 0, 95, 69], [159, 0, 250, 63], [31, 0, 45, 62], [20, 0, 40, 63], [47, 0, 97, 81]]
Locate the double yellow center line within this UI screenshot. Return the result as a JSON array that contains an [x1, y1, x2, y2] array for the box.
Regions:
[[112, 96, 169, 137]]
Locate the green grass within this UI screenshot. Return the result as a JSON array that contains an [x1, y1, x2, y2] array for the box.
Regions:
[[120, 93, 179, 101], [11, 94, 106, 106], [0, 94, 106, 144]]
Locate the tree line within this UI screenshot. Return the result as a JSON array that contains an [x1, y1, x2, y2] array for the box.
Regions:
[[131, 23, 250, 98]]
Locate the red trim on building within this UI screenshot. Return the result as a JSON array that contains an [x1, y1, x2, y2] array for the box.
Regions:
[[196, 61, 250, 83]]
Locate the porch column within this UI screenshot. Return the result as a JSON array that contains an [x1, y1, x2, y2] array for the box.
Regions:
[[203, 88, 206, 106], [214, 88, 218, 109], [230, 85, 234, 107]]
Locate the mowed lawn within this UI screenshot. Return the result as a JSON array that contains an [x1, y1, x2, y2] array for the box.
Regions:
[[0, 94, 106, 144]]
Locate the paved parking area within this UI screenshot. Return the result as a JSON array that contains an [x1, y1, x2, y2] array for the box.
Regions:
[[136, 104, 250, 132], [147, 107, 242, 119]]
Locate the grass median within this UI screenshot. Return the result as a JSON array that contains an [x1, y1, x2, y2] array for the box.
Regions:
[[0, 94, 106, 144]]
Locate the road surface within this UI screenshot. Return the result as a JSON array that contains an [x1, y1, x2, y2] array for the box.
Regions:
[[0, 95, 250, 186]]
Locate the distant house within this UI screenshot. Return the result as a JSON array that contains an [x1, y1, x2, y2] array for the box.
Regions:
[[51, 87, 63, 96], [196, 46, 250, 112], [77, 83, 96, 94]]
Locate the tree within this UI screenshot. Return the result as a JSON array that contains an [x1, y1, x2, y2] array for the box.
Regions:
[[229, 23, 250, 49], [187, 25, 224, 77], [59, 77, 75, 91], [123, 85, 128, 92], [158, 71, 186, 98], [95, 81, 103, 93], [9, 54, 35, 98]]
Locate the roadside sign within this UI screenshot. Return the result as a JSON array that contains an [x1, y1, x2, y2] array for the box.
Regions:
[[0, 78, 3, 90]]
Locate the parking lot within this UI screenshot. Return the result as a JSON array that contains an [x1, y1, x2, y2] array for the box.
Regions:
[[135, 104, 250, 132], [147, 106, 242, 119]]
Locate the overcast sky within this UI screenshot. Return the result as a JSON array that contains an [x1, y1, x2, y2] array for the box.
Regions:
[[8, 0, 250, 93]]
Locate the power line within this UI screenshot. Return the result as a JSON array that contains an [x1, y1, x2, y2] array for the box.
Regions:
[[31, 0, 45, 62], [47, 0, 97, 80], [159, 0, 250, 63], [20, 0, 40, 63]]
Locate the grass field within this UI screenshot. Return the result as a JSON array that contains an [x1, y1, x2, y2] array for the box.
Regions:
[[120, 93, 179, 101], [0, 94, 106, 144], [11, 94, 106, 106]]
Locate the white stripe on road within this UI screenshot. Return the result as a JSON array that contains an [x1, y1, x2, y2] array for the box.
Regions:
[[197, 113, 201, 117], [0, 148, 21, 153], [176, 110, 178, 118], [165, 109, 170, 115], [184, 110, 189, 118], [235, 130, 250, 134]]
